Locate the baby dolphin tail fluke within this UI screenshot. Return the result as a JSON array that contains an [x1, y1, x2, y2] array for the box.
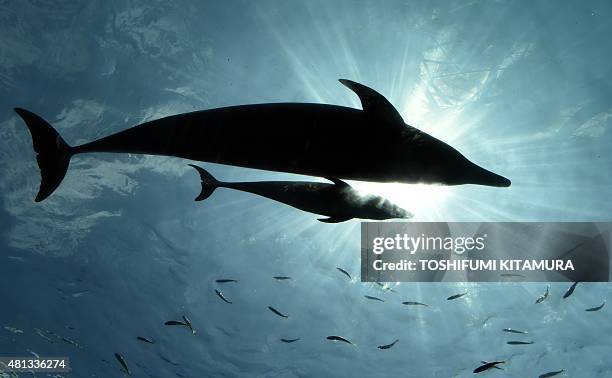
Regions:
[[189, 164, 411, 223], [15, 79, 509, 202]]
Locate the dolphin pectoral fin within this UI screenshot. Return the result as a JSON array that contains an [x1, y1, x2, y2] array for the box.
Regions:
[[318, 216, 353, 223], [325, 177, 350, 188], [338, 79, 405, 128]]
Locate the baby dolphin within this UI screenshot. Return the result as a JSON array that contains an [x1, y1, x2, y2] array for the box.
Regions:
[[539, 369, 565, 378], [189, 165, 411, 223], [215, 289, 232, 304], [114, 353, 131, 376], [585, 301, 605, 312], [377, 339, 399, 349], [447, 292, 468, 300], [14, 79, 509, 203], [364, 295, 384, 302], [473, 361, 505, 373], [136, 336, 155, 344], [268, 306, 289, 318], [280, 338, 300, 343], [326, 335, 355, 346]]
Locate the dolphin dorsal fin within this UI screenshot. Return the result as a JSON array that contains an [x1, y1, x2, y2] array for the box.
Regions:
[[339, 79, 405, 129], [326, 177, 349, 187]]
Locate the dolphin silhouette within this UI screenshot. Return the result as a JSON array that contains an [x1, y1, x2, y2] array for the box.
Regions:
[[14, 79, 510, 202], [188, 164, 410, 223]]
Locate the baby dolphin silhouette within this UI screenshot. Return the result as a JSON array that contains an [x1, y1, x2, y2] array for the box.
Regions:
[[14, 79, 509, 202], [189, 164, 411, 223]]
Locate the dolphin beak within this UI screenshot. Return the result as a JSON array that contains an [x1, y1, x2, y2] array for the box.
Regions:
[[467, 164, 511, 187]]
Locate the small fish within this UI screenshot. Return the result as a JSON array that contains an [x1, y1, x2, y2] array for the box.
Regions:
[[536, 285, 550, 304], [114, 353, 130, 376], [585, 301, 605, 312], [507, 341, 534, 345], [62, 336, 79, 347], [215, 279, 237, 283], [377, 339, 399, 349], [336, 267, 352, 280], [480, 361, 503, 370], [268, 306, 289, 318], [473, 361, 505, 373], [273, 276, 292, 280], [280, 338, 300, 343], [326, 335, 355, 345], [562, 281, 579, 299], [402, 301, 428, 307], [364, 295, 384, 302], [539, 369, 565, 378], [182, 315, 196, 335], [137, 336, 155, 344], [158, 353, 180, 366], [71, 290, 89, 298], [165, 320, 188, 326], [3, 326, 23, 334], [502, 328, 528, 334], [375, 282, 398, 293], [447, 292, 468, 300], [27, 349, 40, 359], [165, 316, 196, 335], [215, 289, 232, 304], [500, 273, 525, 278]]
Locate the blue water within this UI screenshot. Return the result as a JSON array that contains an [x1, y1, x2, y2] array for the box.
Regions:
[[1, 1, 611, 377]]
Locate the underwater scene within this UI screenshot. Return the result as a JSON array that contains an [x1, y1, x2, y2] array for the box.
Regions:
[[1, 1, 611, 377]]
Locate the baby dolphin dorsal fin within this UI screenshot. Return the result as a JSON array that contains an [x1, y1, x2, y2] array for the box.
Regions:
[[326, 177, 350, 188], [338, 79, 405, 129]]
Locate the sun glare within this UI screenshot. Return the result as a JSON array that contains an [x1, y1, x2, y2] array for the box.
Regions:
[[350, 181, 451, 220]]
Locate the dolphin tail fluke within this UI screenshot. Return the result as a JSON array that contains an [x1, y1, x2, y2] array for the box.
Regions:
[[14, 108, 73, 202], [188, 164, 220, 201]]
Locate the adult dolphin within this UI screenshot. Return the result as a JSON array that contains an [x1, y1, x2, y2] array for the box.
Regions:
[[14, 79, 510, 202]]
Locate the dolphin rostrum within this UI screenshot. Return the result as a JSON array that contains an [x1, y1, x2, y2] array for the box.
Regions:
[[14, 79, 510, 202], [189, 164, 410, 223]]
